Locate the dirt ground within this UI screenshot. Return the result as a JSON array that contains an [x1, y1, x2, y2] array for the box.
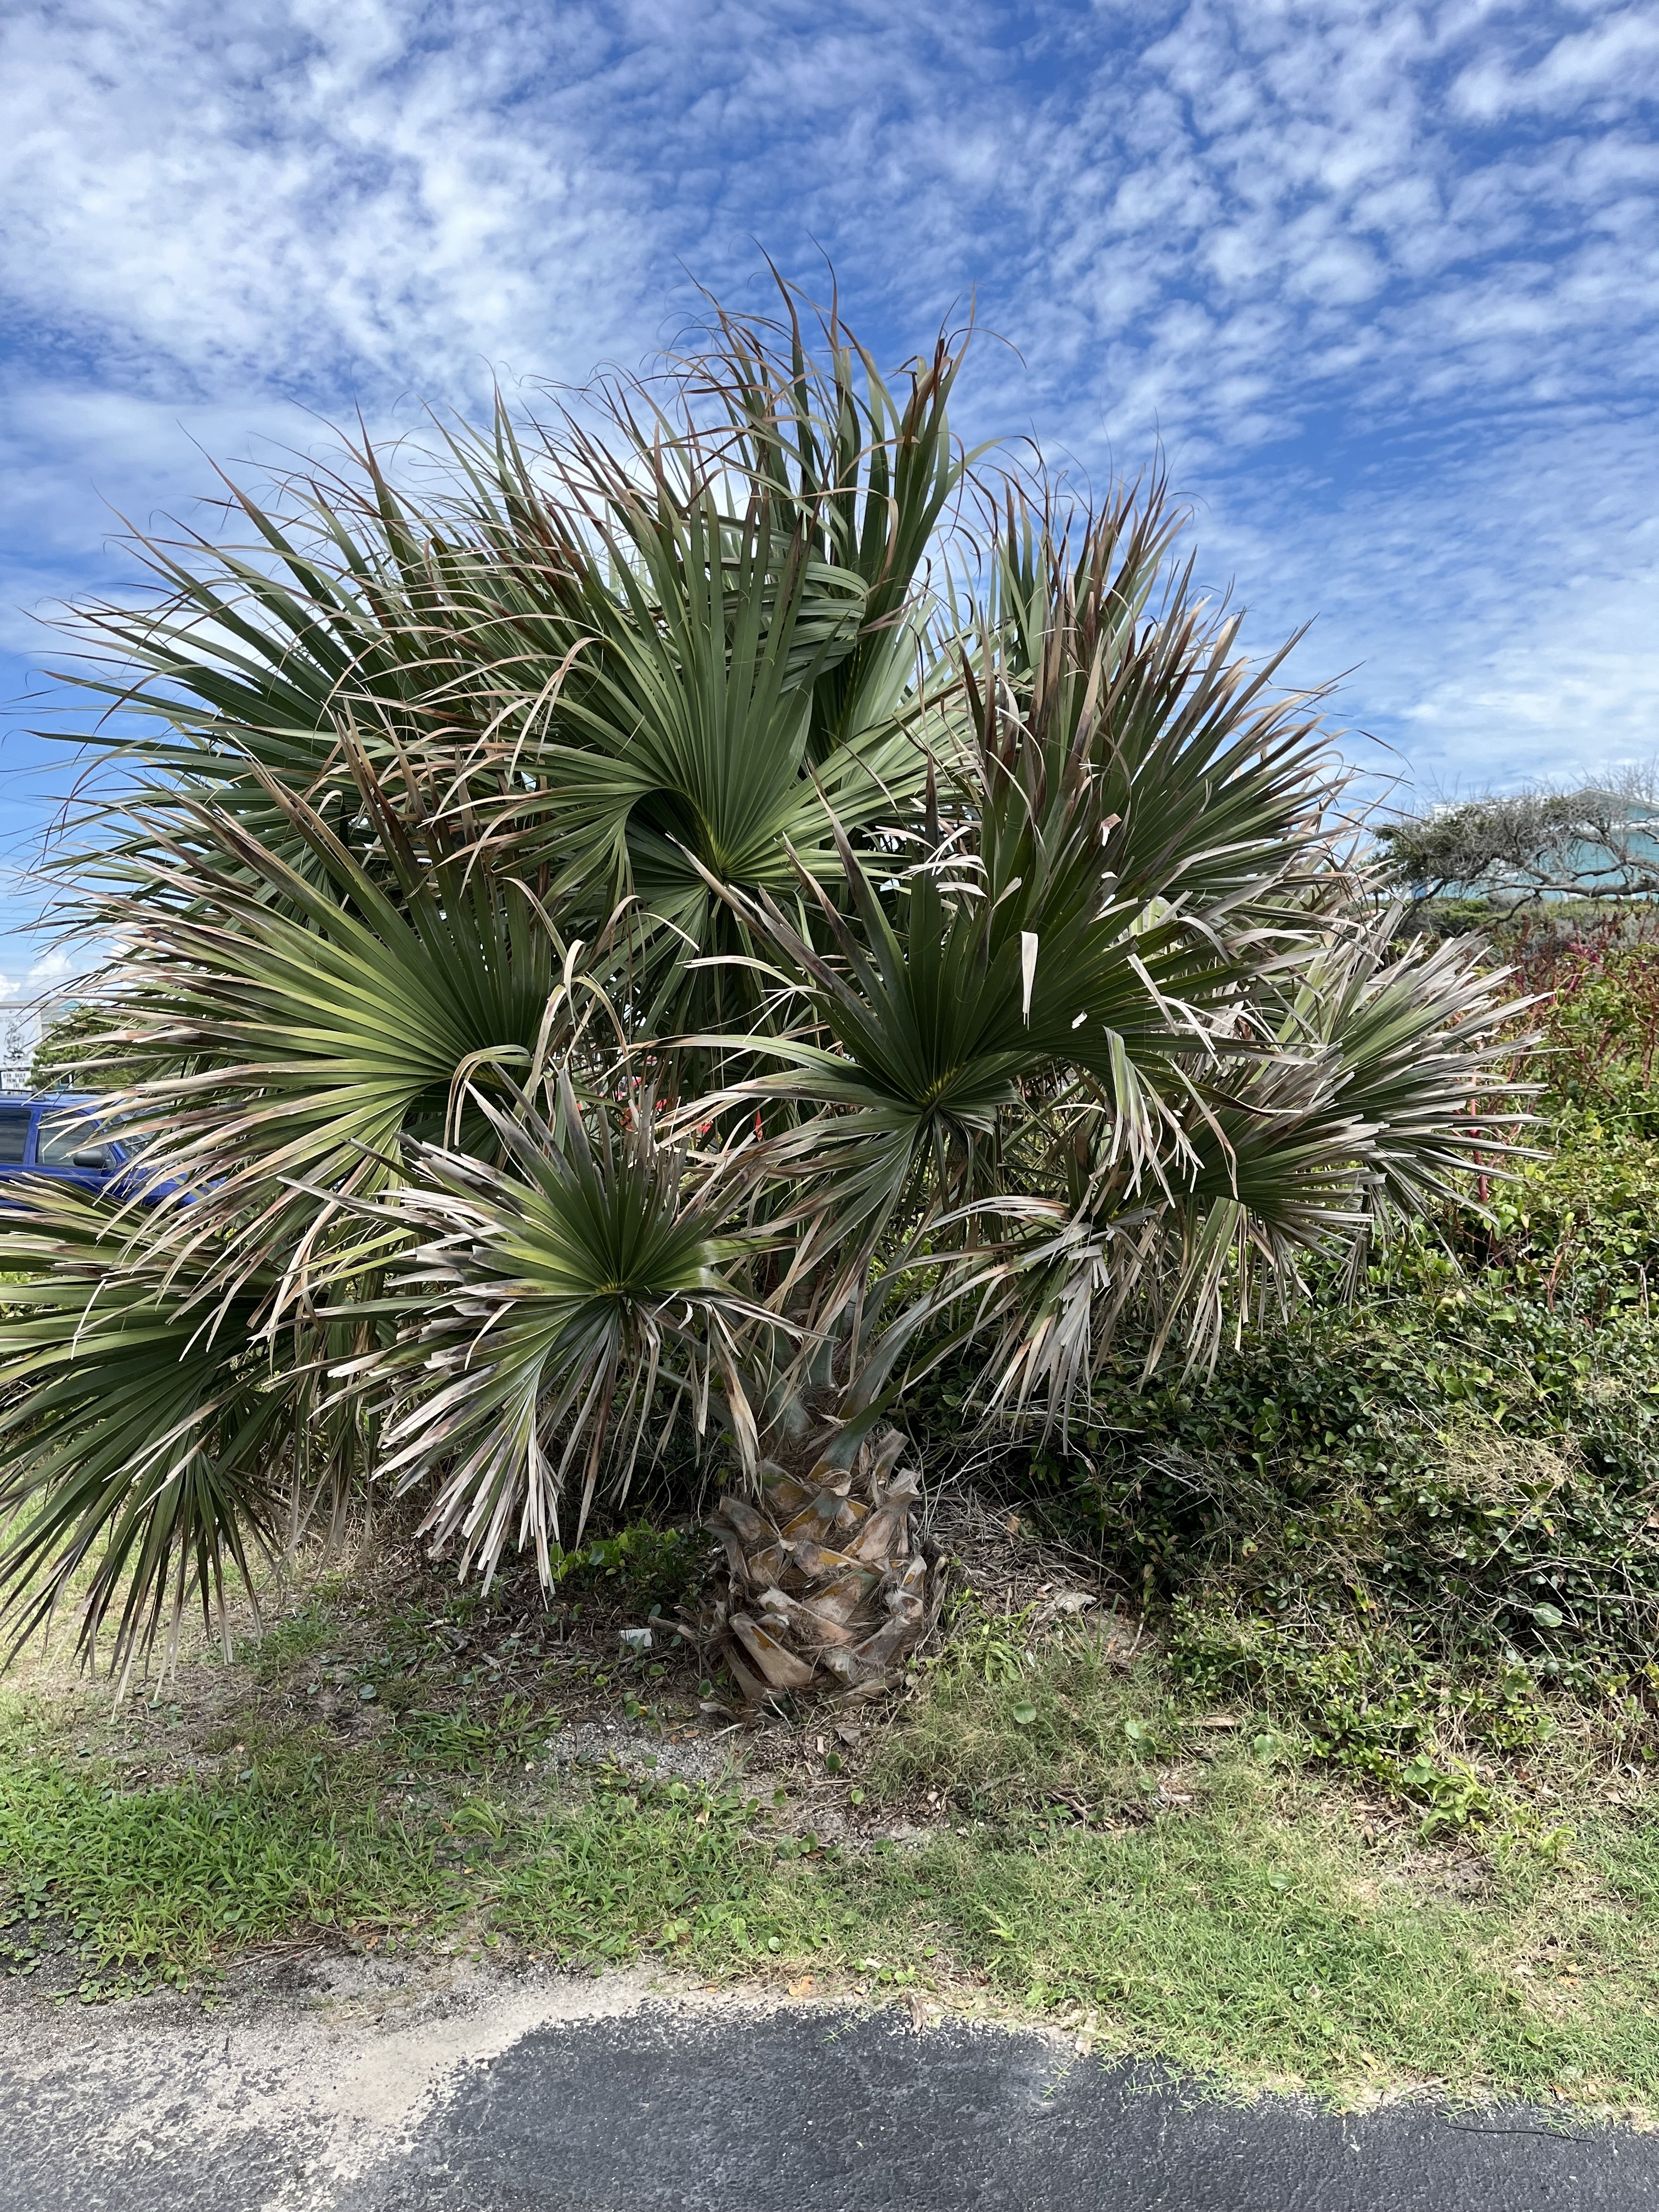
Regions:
[[5, 1482, 1128, 1841]]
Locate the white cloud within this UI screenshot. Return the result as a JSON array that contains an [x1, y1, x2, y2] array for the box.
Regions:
[[0, 1, 653, 399], [1454, 5, 1659, 121], [0, 0, 1656, 854], [5, 946, 83, 993], [1184, 405, 1659, 796]]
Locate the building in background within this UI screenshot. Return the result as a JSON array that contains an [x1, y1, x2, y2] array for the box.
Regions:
[[0, 993, 77, 1089]]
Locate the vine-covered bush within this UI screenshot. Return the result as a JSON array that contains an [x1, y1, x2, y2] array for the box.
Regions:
[[913, 940, 1659, 1789]]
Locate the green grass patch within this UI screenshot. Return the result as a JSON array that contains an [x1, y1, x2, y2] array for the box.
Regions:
[[0, 1720, 453, 1985], [4, 1634, 1659, 2109], [867, 1594, 1206, 1821]]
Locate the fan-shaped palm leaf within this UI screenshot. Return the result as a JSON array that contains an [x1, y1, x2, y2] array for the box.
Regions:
[[360, 1081, 778, 1579], [988, 478, 1342, 921], [84, 752, 602, 1306], [965, 908, 1531, 1418], [0, 1189, 360, 1682]]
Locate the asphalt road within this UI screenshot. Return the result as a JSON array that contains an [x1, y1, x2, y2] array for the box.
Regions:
[[1, 1960, 1653, 2211]]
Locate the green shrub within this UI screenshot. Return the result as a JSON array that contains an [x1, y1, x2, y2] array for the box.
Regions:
[[904, 1085, 1659, 1793]]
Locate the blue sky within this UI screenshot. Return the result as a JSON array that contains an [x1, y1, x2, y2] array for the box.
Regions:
[[2, 0, 1657, 983]]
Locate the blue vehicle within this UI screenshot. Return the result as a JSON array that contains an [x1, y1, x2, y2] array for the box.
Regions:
[[0, 1094, 162, 1204]]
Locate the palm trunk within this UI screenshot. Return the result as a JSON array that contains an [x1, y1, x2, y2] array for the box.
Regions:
[[699, 1425, 938, 1705]]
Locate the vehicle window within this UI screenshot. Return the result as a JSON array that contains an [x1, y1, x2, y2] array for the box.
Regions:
[[36, 1110, 106, 1167], [0, 1109, 31, 1165]]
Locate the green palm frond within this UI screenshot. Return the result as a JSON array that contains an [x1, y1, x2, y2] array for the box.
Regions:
[[711, 290, 972, 760], [501, 481, 881, 971], [987, 475, 1343, 923], [361, 1081, 777, 1578], [707, 836, 1195, 1262], [960, 909, 1530, 1420], [47, 447, 508, 905], [0, 1189, 362, 1681], [84, 752, 603, 1299], [451, 426, 959, 1036], [1277, 913, 1534, 1228]]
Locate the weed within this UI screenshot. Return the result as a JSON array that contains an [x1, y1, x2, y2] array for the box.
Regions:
[[544, 1525, 703, 1616], [871, 1617, 1212, 1824], [389, 1700, 550, 1776], [0, 1726, 452, 1973], [236, 1599, 338, 1682], [1401, 1754, 1494, 1841], [935, 1592, 1041, 1686]]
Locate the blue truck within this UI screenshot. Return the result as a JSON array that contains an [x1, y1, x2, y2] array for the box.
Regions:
[[0, 1094, 160, 1203]]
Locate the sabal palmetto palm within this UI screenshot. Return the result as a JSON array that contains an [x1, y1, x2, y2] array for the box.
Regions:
[[1, 286, 1521, 1694]]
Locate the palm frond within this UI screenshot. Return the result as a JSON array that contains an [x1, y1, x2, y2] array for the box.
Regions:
[[987, 475, 1344, 924], [709, 288, 972, 760], [360, 1081, 777, 1580], [0, 1189, 357, 1681], [1281, 912, 1534, 1215], [83, 751, 603, 1303], [960, 909, 1531, 1423]]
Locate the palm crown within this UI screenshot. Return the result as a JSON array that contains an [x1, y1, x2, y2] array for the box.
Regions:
[[1, 288, 1519, 1695]]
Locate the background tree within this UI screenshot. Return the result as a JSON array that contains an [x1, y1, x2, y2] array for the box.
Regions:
[[26, 1001, 110, 1092], [1375, 769, 1659, 906]]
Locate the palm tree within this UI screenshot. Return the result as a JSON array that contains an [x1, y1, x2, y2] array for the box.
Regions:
[[0, 286, 1520, 1698]]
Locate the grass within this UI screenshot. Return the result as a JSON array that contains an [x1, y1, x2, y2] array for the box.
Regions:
[[0, 1723, 451, 1987], [8, 824, 1659, 2111], [493, 1770, 1659, 2098], [4, 1584, 1659, 2113]]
